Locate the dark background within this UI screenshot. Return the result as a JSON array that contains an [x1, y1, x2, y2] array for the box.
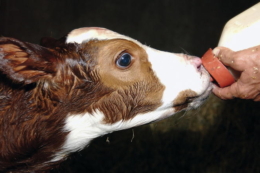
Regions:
[[1, 0, 260, 172]]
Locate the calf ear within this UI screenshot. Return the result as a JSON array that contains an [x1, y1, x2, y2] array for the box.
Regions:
[[0, 37, 57, 84], [40, 36, 67, 49]]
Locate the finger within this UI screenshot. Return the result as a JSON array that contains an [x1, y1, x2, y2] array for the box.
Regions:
[[212, 85, 234, 100], [212, 83, 241, 99], [254, 94, 260, 101]]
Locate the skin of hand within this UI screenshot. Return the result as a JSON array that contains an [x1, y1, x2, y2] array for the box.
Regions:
[[212, 45, 260, 101]]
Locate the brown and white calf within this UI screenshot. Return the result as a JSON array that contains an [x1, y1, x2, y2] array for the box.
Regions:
[[0, 27, 212, 172]]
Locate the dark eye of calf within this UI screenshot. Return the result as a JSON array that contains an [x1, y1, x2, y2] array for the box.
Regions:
[[116, 53, 132, 68]]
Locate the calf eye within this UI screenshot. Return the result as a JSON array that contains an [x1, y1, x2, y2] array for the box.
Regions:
[[116, 53, 132, 68]]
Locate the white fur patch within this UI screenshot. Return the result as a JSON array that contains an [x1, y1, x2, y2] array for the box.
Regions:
[[66, 27, 142, 46], [145, 46, 211, 110], [51, 107, 174, 162]]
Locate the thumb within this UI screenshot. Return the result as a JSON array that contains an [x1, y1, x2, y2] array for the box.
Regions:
[[212, 47, 236, 67], [213, 47, 244, 72]]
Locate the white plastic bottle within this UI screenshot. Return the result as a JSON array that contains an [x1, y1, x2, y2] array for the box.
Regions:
[[218, 2, 260, 51]]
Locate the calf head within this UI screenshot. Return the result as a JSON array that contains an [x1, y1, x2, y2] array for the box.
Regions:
[[0, 27, 212, 172]]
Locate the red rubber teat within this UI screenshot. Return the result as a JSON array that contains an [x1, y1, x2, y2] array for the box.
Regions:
[[201, 49, 235, 88]]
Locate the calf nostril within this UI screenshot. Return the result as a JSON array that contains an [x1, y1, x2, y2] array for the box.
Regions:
[[191, 57, 202, 69]]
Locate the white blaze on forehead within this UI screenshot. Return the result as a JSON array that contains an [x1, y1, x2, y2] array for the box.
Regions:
[[66, 27, 142, 46]]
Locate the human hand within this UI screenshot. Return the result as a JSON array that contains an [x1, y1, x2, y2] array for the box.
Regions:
[[212, 45, 260, 101]]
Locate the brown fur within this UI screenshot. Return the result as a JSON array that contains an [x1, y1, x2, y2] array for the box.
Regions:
[[86, 39, 165, 123], [173, 89, 198, 112], [0, 37, 164, 172]]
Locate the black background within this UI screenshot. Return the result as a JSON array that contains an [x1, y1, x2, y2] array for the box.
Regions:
[[1, 0, 260, 172]]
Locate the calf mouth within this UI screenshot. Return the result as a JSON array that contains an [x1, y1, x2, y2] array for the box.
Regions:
[[173, 86, 212, 112], [173, 68, 212, 112], [187, 80, 213, 110]]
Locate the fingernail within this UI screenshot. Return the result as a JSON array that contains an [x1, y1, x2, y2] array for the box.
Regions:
[[212, 48, 220, 56], [212, 84, 218, 91]]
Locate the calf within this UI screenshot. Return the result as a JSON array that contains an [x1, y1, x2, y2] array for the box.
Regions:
[[0, 27, 212, 172]]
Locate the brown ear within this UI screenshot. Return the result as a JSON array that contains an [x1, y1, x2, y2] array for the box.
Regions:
[[0, 37, 57, 84], [40, 36, 67, 49]]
